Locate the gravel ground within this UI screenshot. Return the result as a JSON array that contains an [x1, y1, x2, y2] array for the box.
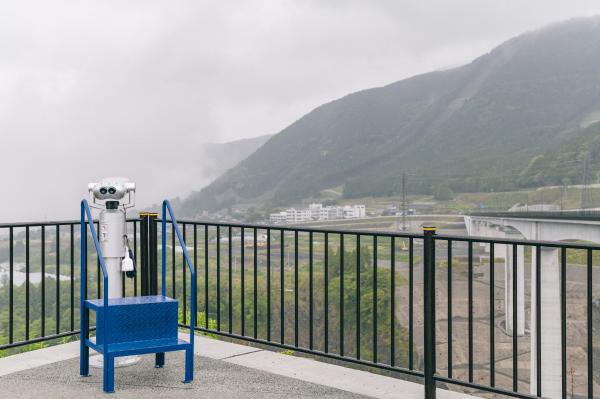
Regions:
[[0, 351, 371, 399]]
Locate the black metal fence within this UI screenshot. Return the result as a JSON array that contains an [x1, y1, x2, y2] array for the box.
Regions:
[[0, 219, 140, 350], [1, 216, 599, 399]]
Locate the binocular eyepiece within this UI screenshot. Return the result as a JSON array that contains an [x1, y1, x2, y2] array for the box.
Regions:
[[88, 178, 136, 209], [99, 187, 117, 195]]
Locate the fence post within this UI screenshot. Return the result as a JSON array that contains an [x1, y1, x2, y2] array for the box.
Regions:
[[423, 225, 437, 399], [139, 212, 158, 296], [149, 214, 158, 295]]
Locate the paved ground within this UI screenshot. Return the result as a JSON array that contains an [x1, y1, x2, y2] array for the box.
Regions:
[[0, 336, 476, 399], [0, 351, 370, 399]]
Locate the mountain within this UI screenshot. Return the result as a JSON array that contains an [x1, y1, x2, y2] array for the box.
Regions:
[[194, 134, 272, 185], [152, 134, 271, 210], [180, 16, 600, 216]]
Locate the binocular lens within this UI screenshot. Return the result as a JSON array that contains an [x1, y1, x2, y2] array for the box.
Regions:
[[99, 187, 108, 195], [108, 187, 116, 194]]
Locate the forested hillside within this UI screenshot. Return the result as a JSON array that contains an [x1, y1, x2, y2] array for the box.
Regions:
[[181, 16, 600, 215]]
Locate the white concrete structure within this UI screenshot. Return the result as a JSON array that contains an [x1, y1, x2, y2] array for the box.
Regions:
[[309, 203, 323, 219], [270, 203, 366, 223], [344, 204, 366, 218], [286, 208, 311, 223], [269, 211, 288, 223], [325, 206, 344, 219], [465, 214, 600, 398]]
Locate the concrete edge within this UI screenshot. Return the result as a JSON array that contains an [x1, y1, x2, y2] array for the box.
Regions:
[[0, 334, 477, 399], [0, 341, 80, 377], [181, 333, 476, 399]]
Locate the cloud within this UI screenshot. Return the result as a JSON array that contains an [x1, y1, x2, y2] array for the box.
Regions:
[[1, 0, 600, 221]]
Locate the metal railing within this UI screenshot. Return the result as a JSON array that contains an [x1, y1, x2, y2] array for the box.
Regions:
[[162, 200, 195, 357], [1, 216, 599, 398], [0, 218, 140, 351], [80, 199, 109, 368]]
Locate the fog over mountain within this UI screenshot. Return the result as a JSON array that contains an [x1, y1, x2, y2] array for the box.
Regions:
[[2, 1, 600, 221], [180, 16, 600, 215]]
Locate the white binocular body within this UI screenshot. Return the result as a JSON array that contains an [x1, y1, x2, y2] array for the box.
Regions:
[[89, 177, 137, 298]]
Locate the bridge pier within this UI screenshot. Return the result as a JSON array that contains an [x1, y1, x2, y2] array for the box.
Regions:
[[465, 213, 600, 398], [530, 247, 562, 398], [504, 242, 525, 336]]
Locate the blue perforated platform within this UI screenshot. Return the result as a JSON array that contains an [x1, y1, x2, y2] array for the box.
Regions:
[[85, 295, 178, 346], [86, 337, 190, 356], [85, 295, 176, 309]]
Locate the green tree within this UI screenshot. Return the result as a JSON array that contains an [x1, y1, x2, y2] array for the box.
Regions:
[[433, 184, 454, 201]]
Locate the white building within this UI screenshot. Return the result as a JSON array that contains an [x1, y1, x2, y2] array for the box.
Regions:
[[308, 203, 323, 219], [353, 205, 366, 218], [270, 203, 366, 223], [269, 212, 287, 223], [285, 208, 312, 223], [342, 205, 366, 219], [325, 206, 343, 219]]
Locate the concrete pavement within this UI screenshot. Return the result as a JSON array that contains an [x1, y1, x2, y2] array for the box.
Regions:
[[0, 334, 478, 399]]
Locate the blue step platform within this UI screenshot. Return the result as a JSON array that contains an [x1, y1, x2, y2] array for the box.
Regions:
[[80, 200, 196, 393]]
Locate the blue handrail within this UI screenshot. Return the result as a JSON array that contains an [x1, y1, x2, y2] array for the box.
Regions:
[[80, 200, 109, 359], [162, 200, 196, 349]]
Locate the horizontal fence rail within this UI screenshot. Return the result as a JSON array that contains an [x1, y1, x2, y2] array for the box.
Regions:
[[1, 216, 600, 398]]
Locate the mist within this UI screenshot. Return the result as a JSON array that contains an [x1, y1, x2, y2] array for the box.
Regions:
[[2, 0, 600, 222]]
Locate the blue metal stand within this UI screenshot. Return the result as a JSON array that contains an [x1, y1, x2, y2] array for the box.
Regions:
[[80, 200, 196, 393]]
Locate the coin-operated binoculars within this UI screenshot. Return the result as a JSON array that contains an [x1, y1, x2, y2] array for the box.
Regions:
[[87, 177, 139, 368], [88, 177, 137, 298]]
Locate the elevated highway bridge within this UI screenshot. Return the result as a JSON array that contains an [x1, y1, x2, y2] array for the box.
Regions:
[[465, 210, 600, 398]]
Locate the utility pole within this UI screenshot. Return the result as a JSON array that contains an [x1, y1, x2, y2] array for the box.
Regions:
[[401, 172, 407, 231], [569, 367, 574, 399], [581, 152, 591, 209]]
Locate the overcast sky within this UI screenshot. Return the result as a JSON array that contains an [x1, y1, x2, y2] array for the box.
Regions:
[[2, 0, 600, 222]]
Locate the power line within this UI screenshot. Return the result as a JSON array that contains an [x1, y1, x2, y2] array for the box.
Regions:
[[581, 152, 592, 209]]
